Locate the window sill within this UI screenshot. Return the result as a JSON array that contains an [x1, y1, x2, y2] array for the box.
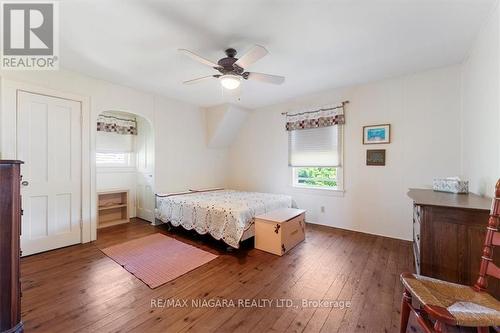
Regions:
[[291, 185, 345, 197]]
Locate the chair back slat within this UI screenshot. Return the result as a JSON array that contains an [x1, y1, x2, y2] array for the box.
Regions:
[[493, 232, 500, 246], [474, 179, 500, 291], [486, 262, 500, 279]]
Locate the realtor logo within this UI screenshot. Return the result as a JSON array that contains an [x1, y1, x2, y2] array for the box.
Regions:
[[1, 1, 59, 70]]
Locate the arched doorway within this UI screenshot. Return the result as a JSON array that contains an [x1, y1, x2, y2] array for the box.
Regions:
[[95, 110, 155, 231]]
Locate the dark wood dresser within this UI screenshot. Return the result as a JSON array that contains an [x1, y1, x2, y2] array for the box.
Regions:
[[407, 188, 499, 299], [0, 160, 23, 333]]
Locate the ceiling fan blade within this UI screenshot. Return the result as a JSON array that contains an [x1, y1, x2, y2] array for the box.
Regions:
[[246, 72, 285, 85], [234, 45, 268, 68], [178, 49, 221, 68], [183, 75, 218, 85]]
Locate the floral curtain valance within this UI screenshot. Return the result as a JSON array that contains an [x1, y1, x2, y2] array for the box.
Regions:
[[285, 105, 345, 131], [97, 114, 137, 135]]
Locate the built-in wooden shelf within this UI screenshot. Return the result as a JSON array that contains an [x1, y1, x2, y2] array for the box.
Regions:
[[98, 204, 128, 211], [98, 219, 129, 229], [98, 190, 129, 229]]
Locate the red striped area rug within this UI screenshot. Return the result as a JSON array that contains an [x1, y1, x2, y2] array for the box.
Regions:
[[101, 233, 218, 288]]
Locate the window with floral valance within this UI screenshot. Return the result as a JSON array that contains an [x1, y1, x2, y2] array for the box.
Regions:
[[285, 104, 345, 190]]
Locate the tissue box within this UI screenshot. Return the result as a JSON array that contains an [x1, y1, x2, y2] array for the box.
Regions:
[[433, 178, 469, 194]]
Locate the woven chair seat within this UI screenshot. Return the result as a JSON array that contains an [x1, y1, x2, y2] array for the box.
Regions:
[[401, 274, 500, 327]]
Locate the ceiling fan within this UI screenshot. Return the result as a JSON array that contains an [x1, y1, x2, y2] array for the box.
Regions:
[[179, 45, 285, 90]]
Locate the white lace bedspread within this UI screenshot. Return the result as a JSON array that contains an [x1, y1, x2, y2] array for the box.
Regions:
[[155, 190, 292, 248]]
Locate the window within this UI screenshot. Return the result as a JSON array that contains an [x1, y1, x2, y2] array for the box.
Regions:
[[96, 152, 131, 166], [96, 130, 135, 168], [293, 167, 342, 190], [288, 126, 341, 167], [287, 106, 344, 190], [288, 119, 343, 191], [294, 167, 338, 188]]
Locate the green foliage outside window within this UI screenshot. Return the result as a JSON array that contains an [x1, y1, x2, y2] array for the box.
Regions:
[[296, 167, 337, 188]]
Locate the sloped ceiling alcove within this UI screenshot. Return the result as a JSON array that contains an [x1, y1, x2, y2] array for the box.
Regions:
[[205, 104, 249, 148]]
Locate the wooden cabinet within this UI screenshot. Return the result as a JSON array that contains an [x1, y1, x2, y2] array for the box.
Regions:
[[255, 208, 306, 256], [408, 189, 499, 299], [0, 160, 23, 333]]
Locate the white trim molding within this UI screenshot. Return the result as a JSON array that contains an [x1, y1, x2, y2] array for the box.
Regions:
[[0, 78, 93, 243]]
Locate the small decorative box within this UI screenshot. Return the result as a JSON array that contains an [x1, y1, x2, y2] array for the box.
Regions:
[[432, 177, 469, 194]]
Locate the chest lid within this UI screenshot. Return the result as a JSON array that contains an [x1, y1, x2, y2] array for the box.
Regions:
[[256, 208, 305, 223]]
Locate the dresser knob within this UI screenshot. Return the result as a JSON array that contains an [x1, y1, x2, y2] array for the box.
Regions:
[[21, 181, 29, 186]]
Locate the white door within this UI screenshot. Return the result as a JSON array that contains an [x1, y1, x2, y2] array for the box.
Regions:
[[136, 117, 155, 222], [17, 91, 82, 256]]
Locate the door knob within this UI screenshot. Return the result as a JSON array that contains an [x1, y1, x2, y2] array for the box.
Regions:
[[21, 181, 29, 186]]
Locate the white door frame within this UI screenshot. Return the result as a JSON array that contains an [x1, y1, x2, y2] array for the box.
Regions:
[[134, 113, 155, 223], [1, 78, 92, 243]]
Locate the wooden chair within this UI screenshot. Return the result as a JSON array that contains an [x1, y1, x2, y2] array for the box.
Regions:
[[400, 179, 500, 333]]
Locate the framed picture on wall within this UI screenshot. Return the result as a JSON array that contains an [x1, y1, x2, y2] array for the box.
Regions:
[[363, 124, 391, 144], [366, 149, 386, 166]]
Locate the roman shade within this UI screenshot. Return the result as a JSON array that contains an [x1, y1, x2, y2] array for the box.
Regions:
[[286, 105, 344, 167], [96, 131, 134, 153]]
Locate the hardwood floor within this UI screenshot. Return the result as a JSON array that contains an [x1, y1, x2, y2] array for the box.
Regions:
[[20, 218, 413, 333]]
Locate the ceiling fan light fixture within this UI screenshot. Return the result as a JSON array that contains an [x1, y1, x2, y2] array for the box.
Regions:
[[220, 74, 241, 90]]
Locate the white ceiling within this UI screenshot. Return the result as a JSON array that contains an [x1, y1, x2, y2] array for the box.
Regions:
[[60, 0, 497, 109]]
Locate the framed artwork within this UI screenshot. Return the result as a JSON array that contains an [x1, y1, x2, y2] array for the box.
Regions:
[[363, 124, 390, 144], [366, 149, 386, 166]]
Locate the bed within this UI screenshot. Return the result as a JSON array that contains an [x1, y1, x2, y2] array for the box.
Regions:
[[155, 189, 293, 248]]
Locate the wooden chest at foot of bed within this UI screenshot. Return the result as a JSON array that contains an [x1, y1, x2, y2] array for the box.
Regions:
[[255, 208, 306, 256]]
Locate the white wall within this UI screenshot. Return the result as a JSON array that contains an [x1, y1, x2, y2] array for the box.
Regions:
[[0, 69, 228, 241], [154, 96, 228, 192], [228, 66, 463, 240], [205, 104, 249, 148], [461, 2, 500, 197]]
